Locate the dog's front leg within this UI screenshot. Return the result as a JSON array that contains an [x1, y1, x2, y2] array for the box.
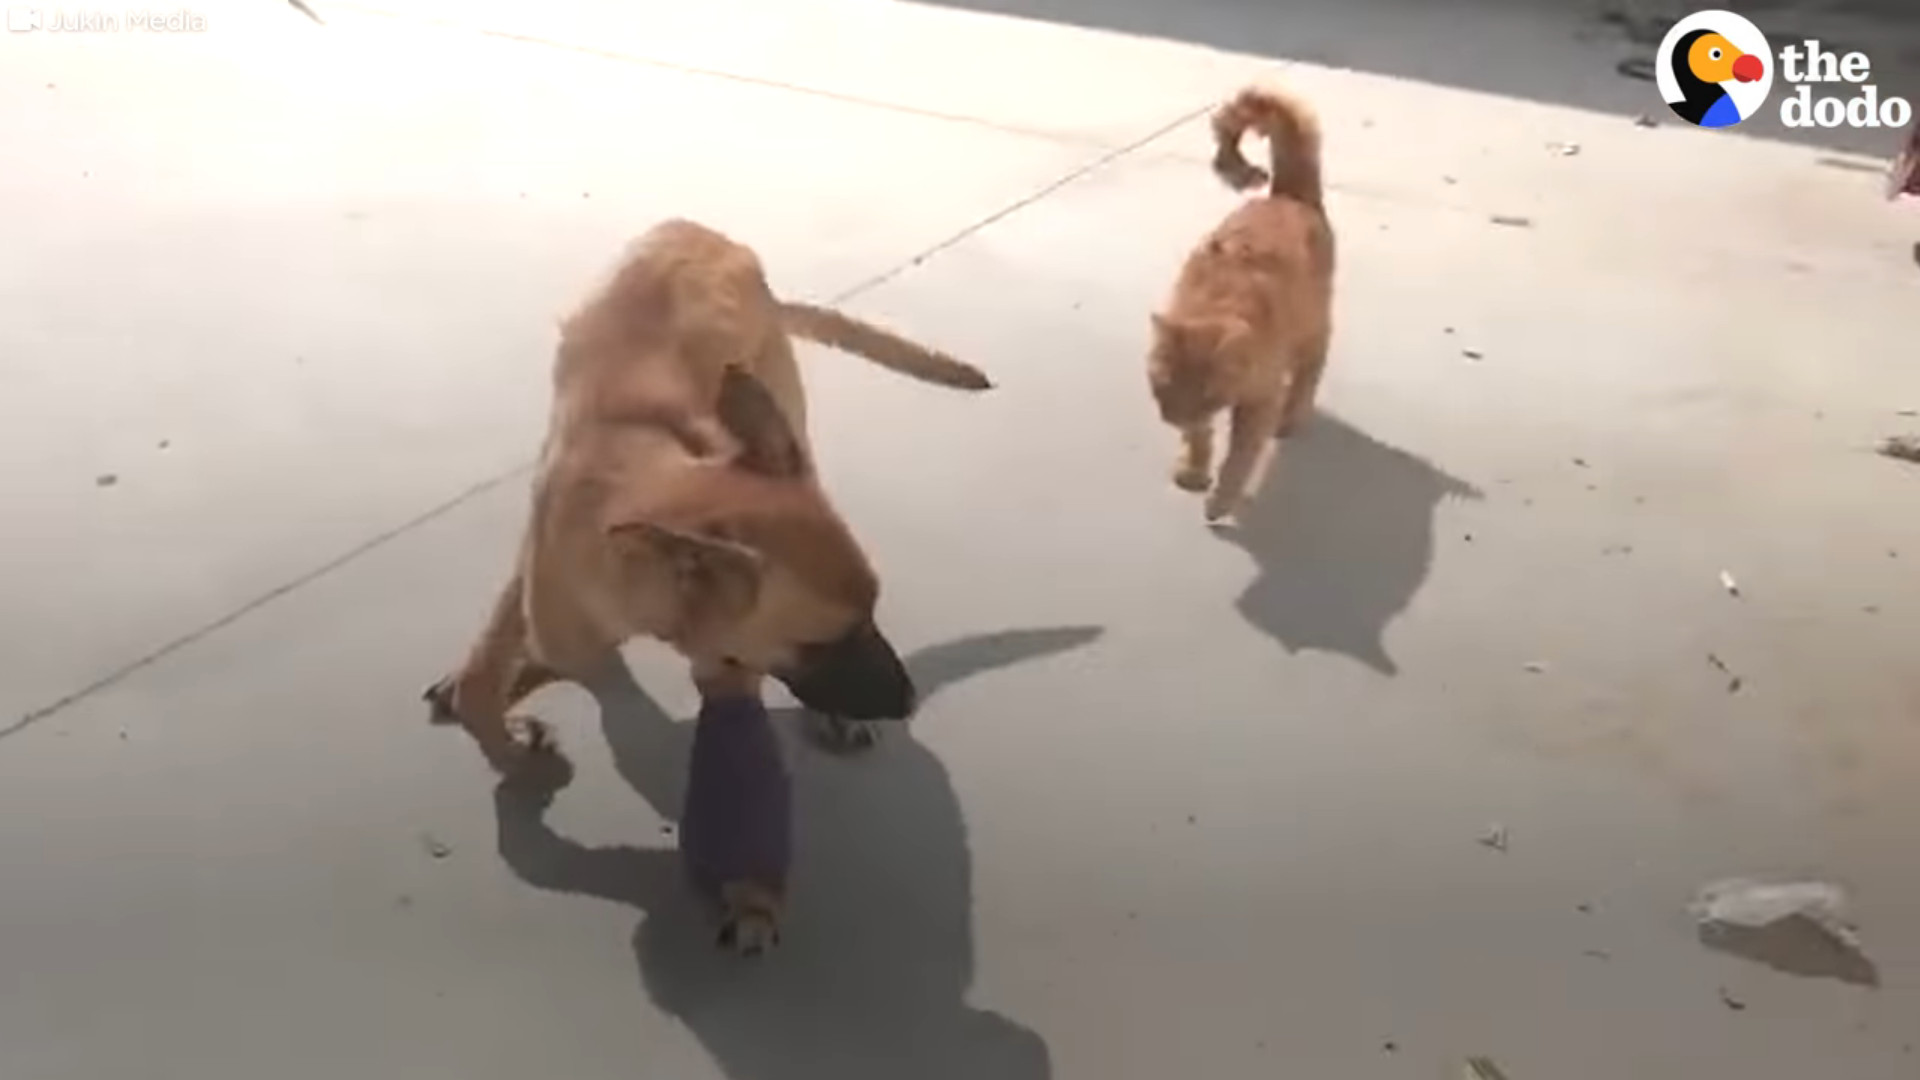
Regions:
[[803, 712, 883, 754], [425, 573, 568, 782], [716, 880, 786, 957]]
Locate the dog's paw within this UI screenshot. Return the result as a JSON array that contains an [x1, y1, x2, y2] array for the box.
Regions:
[[804, 712, 882, 755], [715, 910, 782, 958], [422, 677, 459, 725], [1172, 462, 1213, 493], [492, 717, 573, 789], [510, 715, 558, 754]]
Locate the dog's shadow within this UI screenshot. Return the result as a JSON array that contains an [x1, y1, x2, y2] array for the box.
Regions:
[[493, 626, 1104, 1080], [1217, 414, 1479, 675]]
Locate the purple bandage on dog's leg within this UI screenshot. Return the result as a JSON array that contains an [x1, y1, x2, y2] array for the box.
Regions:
[[679, 694, 793, 900]]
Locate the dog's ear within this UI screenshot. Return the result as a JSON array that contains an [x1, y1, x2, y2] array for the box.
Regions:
[[609, 520, 764, 623], [715, 366, 808, 479]]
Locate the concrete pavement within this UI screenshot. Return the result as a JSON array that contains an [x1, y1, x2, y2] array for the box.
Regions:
[[2, 1, 1917, 1077]]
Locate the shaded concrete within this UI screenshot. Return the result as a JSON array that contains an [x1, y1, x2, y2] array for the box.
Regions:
[[3, 1, 1919, 1079], [345, 0, 1920, 155], [896, 0, 1920, 155], [496, 628, 1103, 1080], [1222, 415, 1483, 676]]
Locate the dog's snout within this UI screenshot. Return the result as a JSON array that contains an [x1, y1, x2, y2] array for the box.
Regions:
[[775, 619, 916, 721]]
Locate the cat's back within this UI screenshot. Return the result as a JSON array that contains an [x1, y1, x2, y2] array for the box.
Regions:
[[1171, 195, 1333, 321], [1205, 195, 1332, 280]]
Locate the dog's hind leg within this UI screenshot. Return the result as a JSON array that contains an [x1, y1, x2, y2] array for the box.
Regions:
[[425, 572, 570, 784]]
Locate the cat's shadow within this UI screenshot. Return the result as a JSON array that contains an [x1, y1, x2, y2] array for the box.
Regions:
[[493, 626, 1103, 1080], [1216, 414, 1479, 675]]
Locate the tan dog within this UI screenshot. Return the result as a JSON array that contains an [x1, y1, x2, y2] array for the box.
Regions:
[[1149, 86, 1336, 523], [425, 219, 990, 781]]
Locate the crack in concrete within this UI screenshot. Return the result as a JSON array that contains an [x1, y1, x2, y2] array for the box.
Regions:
[[827, 100, 1214, 302], [1, 89, 1213, 741], [1, 466, 530, 742], [331, 1, 1119, 150]]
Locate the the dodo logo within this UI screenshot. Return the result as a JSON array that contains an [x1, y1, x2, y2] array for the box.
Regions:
[[1656, 10, 1772, 128]]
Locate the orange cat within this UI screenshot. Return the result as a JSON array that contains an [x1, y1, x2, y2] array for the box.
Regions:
[[1148, 86, 1336, 522]]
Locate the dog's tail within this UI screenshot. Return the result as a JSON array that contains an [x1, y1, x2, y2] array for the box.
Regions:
[[779, 302, 992, 391], [1210, 86, 1323, 207]]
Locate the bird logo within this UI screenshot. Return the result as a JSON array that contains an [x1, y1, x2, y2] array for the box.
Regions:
[[1656, 11, 1774, 128]]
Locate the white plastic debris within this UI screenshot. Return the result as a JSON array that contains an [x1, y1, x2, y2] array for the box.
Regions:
[[1690, 878, 1861, 951], [1719, 570, 1741, 597]]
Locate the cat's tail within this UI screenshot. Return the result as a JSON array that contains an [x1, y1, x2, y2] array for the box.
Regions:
[[1209, 85, 1323, 208], [779, 302, 992, 391]]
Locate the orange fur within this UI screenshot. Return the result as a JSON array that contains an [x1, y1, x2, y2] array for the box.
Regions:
[[1150, 86, 1336, 523]]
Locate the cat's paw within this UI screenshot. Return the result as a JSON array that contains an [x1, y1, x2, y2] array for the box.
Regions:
[[1172, 462, 1213, 493], [1204, 490, 1244, 524]]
